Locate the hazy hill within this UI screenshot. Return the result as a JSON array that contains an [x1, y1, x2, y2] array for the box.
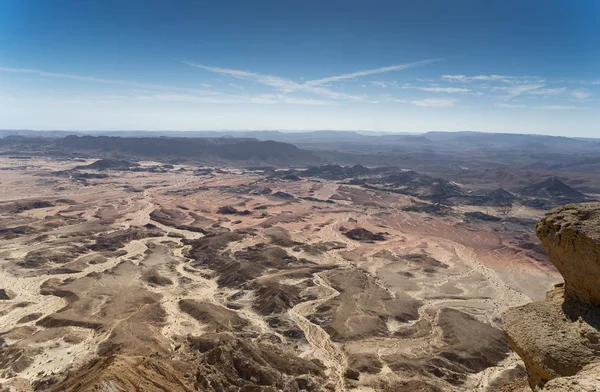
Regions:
[[0, 135, 321, 166]]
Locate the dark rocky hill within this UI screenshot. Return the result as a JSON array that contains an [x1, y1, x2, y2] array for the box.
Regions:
[[0, 135, 321, 166]]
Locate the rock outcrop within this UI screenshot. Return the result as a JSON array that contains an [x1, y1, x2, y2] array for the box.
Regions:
[[503, 203, 600, 391], [536, 203, 600, 305]]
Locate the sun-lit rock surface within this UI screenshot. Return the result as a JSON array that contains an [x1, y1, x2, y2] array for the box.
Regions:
[[504, 203, 600, 391], [536, 203, 600, 305]]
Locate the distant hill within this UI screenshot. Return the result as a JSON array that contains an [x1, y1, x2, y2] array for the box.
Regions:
[[0, 135, 321, 166], [519, 177, 586, 199], [74, 159, 140, 171], [518, 177, 594, 208]]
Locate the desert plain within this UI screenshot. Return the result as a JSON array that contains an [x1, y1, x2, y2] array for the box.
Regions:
[[0, 153, 564, 391]]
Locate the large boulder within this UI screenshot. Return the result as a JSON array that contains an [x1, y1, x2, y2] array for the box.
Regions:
[[503, 203, 600, 391], [536, 203, 600, 305], [503, 286, 600, 390], [543, 363, 600, 391]]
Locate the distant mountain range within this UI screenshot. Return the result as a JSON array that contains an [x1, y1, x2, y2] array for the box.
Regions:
[[0, 135, 321, 166], [2, 130, 600, 173]]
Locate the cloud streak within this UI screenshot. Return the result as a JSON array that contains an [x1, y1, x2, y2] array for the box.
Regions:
[[497, 103, 526, 108], [534, 105, 585, 110], [133, 93, 337, 106], [498, 103, 585, 110], [305, 59, 440, 86], [442, 74, 544, 84], [393, 98, 457, 107], [0, 66, 339, 106], [370, 81, 398, 88], [572, 89, 591, 100], [184, 59, 438, 101], [0, 67, 215, 96], [416, 86, 470, 93], [183, 61, 364, 100], [493, 83, 547, 99], [527, 87, 566, 96]]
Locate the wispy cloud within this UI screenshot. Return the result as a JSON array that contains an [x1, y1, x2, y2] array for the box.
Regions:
[[410, 98, 457, 107], [497, 103, 527, 108], [254, 94, 338, 105], [305, 59, 440, 86], [370, 80, 398, 88], [442, 74, 508, 82], [442, 74, 543, 84], [135, 94, 238, 104], [0, 66, 215, 96], [229, 82, 245, 90], [0, 66, 340, 106], [572, 88, 591, 100], [493, 83, 547, 99], [183, 61, 364, 100], [416, 86, 470, 93], [527, 87, 566, 96], [498, 102, 586, 110], [535, 105, 585, 110], [398, 83, 472, 94], [134, 93, 336, 106], [393, 98, 457, 107], [184, 59, 438, 101]]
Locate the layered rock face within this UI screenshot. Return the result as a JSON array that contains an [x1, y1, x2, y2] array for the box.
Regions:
[[536, 203, 600, 305], [504, 203, 600, 391]]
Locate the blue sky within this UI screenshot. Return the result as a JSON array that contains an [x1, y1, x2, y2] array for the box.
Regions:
[[1, 0, 599, 136]]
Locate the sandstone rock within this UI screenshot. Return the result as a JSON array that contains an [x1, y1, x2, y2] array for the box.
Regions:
[[0, 288, 15, 300], [536, 203, 600, 305], [543, 363, 600, 392], [504, 203, 600, 391], [503, 286, 600, 389]]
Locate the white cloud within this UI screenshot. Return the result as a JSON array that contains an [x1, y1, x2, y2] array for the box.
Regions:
[[135, 94, 237, 104], [229, 82, 245, 90], [411, 98, 457, 107], [497, 103, 585, 110], [442, 74, 508, 82], [417, 86, 470, 93], [370, 81, 397, 88], [535, 105, 585, 110], [185, 59, 438, 101], [442, 74, 544, 85], [394, 98, 457, 107], [305, 59, 439, 86], [527, 87, 566, 96], [497, 103, 527, 108], [134, 93, 336, 106], [277, 96, 338, 105], [0, 66, 215, 96], [184, 61, 364, 100], [493, 83, 547, 99], [572, 89, 591, 100], [371, 81, 386, 88]]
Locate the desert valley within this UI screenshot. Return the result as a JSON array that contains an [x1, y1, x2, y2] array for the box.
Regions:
[[1, 132, 599, 391]]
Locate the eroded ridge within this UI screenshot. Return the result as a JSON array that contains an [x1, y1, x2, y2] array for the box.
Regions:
[[0, 158, 559, 391]]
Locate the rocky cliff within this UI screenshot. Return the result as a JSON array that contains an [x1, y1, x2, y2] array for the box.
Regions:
[[504, 203, 600, 391]]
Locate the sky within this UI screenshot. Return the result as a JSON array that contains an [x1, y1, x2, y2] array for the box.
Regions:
[[1, 0, 599, 136]]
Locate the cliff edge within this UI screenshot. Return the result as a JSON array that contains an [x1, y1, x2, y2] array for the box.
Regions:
[[503, 203, 600, 391]]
